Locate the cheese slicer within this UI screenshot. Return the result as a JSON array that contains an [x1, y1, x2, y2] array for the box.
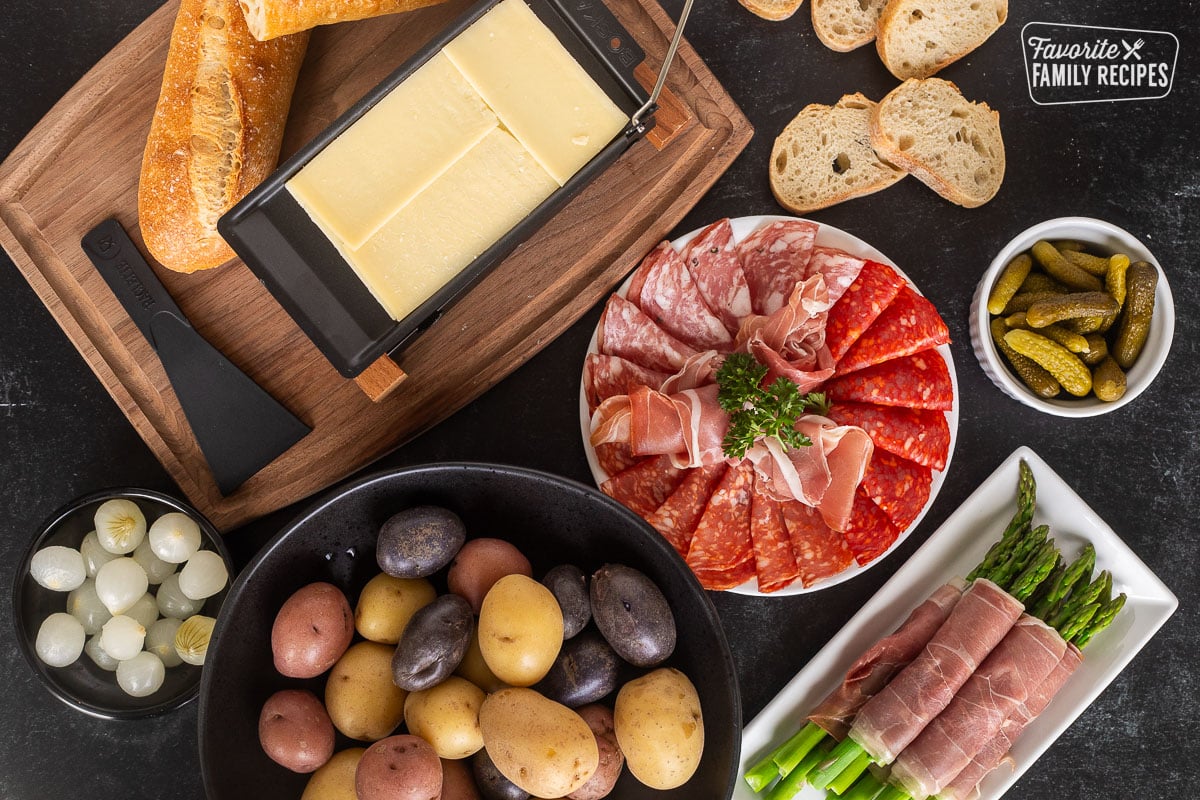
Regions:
[[81, 218, 311, 496]]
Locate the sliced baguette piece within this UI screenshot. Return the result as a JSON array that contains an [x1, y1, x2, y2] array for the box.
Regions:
[[769, 93, 907, 214], [869, 78, 1004, 208], [738, 0, 805, 22], [811, 0, 889, 52], [875, 0, 1007, 79]]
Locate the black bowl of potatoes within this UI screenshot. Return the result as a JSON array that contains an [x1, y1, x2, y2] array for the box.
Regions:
[[199, 463, 741, 800]]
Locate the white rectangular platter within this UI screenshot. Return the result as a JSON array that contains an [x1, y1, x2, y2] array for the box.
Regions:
[[735, 445, 1179, 800]]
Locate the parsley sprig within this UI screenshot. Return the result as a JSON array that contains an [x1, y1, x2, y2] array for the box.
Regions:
[[716, 352, 830, 460]]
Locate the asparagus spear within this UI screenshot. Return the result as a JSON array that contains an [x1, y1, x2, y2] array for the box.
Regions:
[[1009, 538, 1059, 601], [1048, 570, 1111, 631], [1073, 592, 1127, 648], [843, 771, 888, 800], [967, 460, 1036, 582], [1030, 544, 1096, 619]]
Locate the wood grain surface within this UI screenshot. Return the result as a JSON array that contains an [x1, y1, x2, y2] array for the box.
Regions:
[[0, 0, 752, 531]]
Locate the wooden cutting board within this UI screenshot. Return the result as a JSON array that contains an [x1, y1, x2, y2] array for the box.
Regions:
[[0, 0, 751, 531]]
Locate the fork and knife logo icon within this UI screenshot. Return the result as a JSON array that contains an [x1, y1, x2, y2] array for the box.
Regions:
[[1121, 38, 1145, 60]]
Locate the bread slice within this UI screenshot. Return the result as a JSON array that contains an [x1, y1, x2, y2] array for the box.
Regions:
[[869, 78, 1004, 208], [738, 0, 804, 22], [811, 0, 889, 52], [772, 92, 902, 215], [875, 0, 1007, 79], [769, 93, 907, 214]]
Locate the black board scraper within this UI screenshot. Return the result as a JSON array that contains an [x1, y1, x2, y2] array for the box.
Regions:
[[82, 218, 311, 496]]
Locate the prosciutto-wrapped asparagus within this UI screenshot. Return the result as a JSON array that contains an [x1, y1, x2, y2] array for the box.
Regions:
[[808, 578, 967, 740], [887, 615, 1070, 798], [935, 643, 1083, 800], [849, 578, 1025, 763]]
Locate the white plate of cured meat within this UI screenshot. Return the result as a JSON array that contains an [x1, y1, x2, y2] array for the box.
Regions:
[[734, 446, 1179, 800], [579, 215, 959, 596]]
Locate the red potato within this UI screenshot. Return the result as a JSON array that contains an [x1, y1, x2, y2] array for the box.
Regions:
[[356, 735, 443, 800], [258, 689, 335, 774], [447, 538, 533, 613], [440, 757, 483, 800], [569, 704, 625, 800], [272, 582, 354, 678]]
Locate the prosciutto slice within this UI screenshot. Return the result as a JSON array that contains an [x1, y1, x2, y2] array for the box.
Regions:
[[849, 579, 1024, 763], [808, 580, 967, 739], [597, 294, 698, 373], [889, 616, 1069, 799], [744, 415, 873, 532], [737, 275, 837, 393], [628, 241, 733, 350], [937, 645, 1083, 800], [589, 384, 729, 469], [737, 218, 818, 315], [679, 219, 753, 333]]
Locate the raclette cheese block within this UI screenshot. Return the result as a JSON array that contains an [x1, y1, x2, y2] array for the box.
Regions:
[[286, 53, 497, 249], [342, 128, 559, 321], [443, 0, 629, 185]]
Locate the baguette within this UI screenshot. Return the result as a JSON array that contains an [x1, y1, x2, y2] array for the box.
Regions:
[[138, 0, 308, 273], [238, 0, 451, 40], [875, 0, 1007, 79], [769, 93, 906, 214], [869, 78, 1004, 208], [810, 0, 888, 52]]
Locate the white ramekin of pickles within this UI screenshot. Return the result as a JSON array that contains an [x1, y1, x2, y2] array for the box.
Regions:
[[14, 489, 232, 717], [971, 217, 1175, 417]]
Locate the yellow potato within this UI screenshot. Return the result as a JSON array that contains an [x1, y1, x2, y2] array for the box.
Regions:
[[404, 676, 485, 759], [478, 574, 563, 686], [325, 641, 407, 741], [479, 688, 598, 798], [614, 668, 704, 790], [301, 748, 365, 800], [354, 573, 436, 645], [455, 626, 506, 693]]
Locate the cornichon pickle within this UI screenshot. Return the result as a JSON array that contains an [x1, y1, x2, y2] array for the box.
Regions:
[[1105, 254, 1132, 308], [991, 319, 1061, 398], [1031, 240, 1104, 291], [1066, 316, 1106, 335], [1019, 272, 1068, 294], [1050, 240, 1087, 252], [1003, 291, 1063, 314], [987, 254, 1033, 315], [1004, 312, 1088, 353], [1081, 334, 1108, 366], [1092, 356, 1127, 402], [1026, 292, 1119, 328], [1004, 329, 1093, 396], [1112, 261, 1158, 369], [1061, 249, 1111, 276]]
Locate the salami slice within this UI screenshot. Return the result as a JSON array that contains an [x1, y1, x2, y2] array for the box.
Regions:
[[806, 246, 866, 306], [583, 353, 671, 411], [861, 450, 932, 531], [679, 219, 753, 333], [594, 441, 638, 477], [686, 461, 754, 579], [597, 294, 698, 373], [835, 284, 950, 375], [824, 350, 954, 411], [749, 476, 800, 593], [843, 488, 901, 566], [779, 500, 854, 587], [827, 401, 951, 470], [823, 259, 907, 363], [692, 558, 758, 592], [644, 464, 725, 557], [600, 454, 686, 518], [737, 219, 819, 315], [628, 241, 733, 350]]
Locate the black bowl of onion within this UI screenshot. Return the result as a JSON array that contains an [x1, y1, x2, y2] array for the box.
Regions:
[[13, 488, 233, 719]]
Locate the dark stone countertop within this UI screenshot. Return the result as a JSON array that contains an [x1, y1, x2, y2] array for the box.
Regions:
[[0, 0, 1195, 798]]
